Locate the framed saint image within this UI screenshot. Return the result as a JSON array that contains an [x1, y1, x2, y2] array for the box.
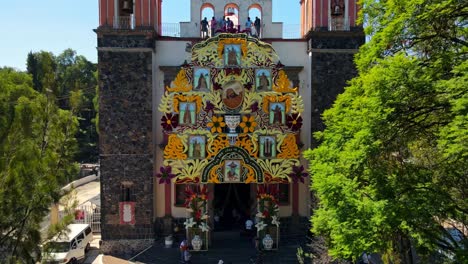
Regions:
[[224, 44, 241, 66], [224, 160, 241, 182], [188, 135, 206, 159], [255, 69, 271, 91], [259, 136, 276, 158], [179, 102, 196, 125], [269, 102, 285, 125], [193, 68, 210, 91]]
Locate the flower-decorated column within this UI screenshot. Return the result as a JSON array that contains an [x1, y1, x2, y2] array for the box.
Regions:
[[256, 185, 280, 250], [183, 185, 210, 251]]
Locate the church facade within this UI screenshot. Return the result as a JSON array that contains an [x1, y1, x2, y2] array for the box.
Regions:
[[96, 0, 364, 254]]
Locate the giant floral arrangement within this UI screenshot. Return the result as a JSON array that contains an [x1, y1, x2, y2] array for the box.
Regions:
[[183, 185, 210, 232], [255, 185, 280, 231]]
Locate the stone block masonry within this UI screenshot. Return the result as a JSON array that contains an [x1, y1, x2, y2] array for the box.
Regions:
[[97, 29, 156, 254], [307, 30, 365, 148]]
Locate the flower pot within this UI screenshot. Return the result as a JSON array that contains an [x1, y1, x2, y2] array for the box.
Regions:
[[191, 235, 203, 251], [164, 235, 174, 248], [262, 234, 274, 250]]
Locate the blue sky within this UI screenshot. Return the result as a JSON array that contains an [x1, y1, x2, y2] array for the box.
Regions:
[[0, 1, 300, 71]]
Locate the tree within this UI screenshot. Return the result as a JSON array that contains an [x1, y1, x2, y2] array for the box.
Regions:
[[27, 49, 98, 162], [305, 0, 467, 263], [0, 67, 79, 262]]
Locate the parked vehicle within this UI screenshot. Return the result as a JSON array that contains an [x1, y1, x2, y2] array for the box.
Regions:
[[42, 224, 93, 264]]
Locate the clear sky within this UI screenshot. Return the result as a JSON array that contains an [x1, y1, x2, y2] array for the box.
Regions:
[[0, 1, 300, 71]]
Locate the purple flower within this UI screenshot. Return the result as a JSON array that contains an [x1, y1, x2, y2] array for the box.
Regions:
[[250, 102, 259, 113], [286, 113, 303, 131], [156, 166, 176, 184], [289, 165, 309, 183], [204, 101, 215, 112], [161, 114, 179, 131], [213, 82, 222, 91]]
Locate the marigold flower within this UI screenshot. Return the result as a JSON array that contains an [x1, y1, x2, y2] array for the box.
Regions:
[[239, 115, 257, 133], [207, 116, 226, 133]]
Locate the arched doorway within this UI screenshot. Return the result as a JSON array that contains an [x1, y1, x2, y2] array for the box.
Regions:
[[200, 3, 214, 37], [213, 183, 253, 231], [248, 4, 262, 37], [224, 3, 239, 32]]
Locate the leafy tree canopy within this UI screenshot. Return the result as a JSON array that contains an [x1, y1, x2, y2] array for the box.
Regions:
[[0, 67, 79, 262], [305, 0, 467, 262], [27, 49, 98, 162]]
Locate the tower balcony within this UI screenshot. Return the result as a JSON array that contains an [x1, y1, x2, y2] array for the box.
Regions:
[[160, 23, 301, 39]]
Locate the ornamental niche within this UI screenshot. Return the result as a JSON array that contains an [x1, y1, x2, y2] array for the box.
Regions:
[[158, 34, 304, 184]]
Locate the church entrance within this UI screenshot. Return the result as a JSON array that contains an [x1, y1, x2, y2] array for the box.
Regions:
[[213, 184, 252, 231]]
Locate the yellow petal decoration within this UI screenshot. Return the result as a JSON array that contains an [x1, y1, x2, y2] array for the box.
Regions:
[[277, 134, 300, 159], [173, 95, 203, 114], [207, 134, 229, 158], [239, 115, 257, 133], [164, 135, 187, 160], [262, 95, 292, 114], [208, 164, 222, 183], [166, 68, 192, 92], [218, 38, 248, 60], [234, 134, 258, 158], [272, 70, 298, 93], [207, 116, 226, 133]]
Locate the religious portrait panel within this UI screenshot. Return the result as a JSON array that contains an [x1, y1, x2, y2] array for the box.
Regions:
[[222, 80, 244, 110], [259, 136, 276, 158], [224, 160, 241, 182], [255, 69, 272, 92], [193, 68, 210, 92], [224, 44, 241, 66], [269, 102, 286, 125], [188, 135, 206, 159], [179, 102, 196, 125]]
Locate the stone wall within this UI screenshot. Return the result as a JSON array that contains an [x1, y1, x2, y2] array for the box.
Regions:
[[308, 31, 365, 148], [100, 239, 154, 258], [97, 29, 155, 247]]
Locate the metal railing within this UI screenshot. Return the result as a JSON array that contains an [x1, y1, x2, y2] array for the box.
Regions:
[[113, 15, 136, 30], [59, 204, 101, 233], [160, 23, 302, 39], [161, 23, 181, 37]]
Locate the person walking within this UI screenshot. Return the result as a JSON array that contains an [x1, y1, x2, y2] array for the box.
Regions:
[[179, 239, 188, 262]]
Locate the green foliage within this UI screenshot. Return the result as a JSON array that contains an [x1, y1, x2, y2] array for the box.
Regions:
[[27, 49, 98, 162], [306, 0, 467, 262], [0, 67, 79, 262]]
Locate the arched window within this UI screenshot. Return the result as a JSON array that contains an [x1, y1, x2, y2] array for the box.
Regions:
[[248, 4, 262, 37], [200, 3, 215, 37], [224, 3, 239, 32]]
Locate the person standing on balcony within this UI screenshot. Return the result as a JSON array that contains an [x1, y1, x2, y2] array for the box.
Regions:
[[201, 17, 209, 38], [226, 17, 234, 32], [210, 17, 217, 37], [245, 17, 253, 35], [254, 17, 261, 38], [219, 16, 226, 32]]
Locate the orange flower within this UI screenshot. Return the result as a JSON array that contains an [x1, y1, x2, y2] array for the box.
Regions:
[[239, 115, 257, 133], [207, 116, 226, 133]]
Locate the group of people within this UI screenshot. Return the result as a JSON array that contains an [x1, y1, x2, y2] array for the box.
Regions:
[[201, 16, 262, 38]]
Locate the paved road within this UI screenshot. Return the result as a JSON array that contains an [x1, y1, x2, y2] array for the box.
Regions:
[[74, 180, 100, 206]]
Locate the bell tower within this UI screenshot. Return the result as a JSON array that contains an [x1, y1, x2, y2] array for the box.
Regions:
[[96, 0, 162, 254], [301, 0, 365, 147]]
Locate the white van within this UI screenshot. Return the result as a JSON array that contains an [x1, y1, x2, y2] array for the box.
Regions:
[[42, 224, 93, 264]]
